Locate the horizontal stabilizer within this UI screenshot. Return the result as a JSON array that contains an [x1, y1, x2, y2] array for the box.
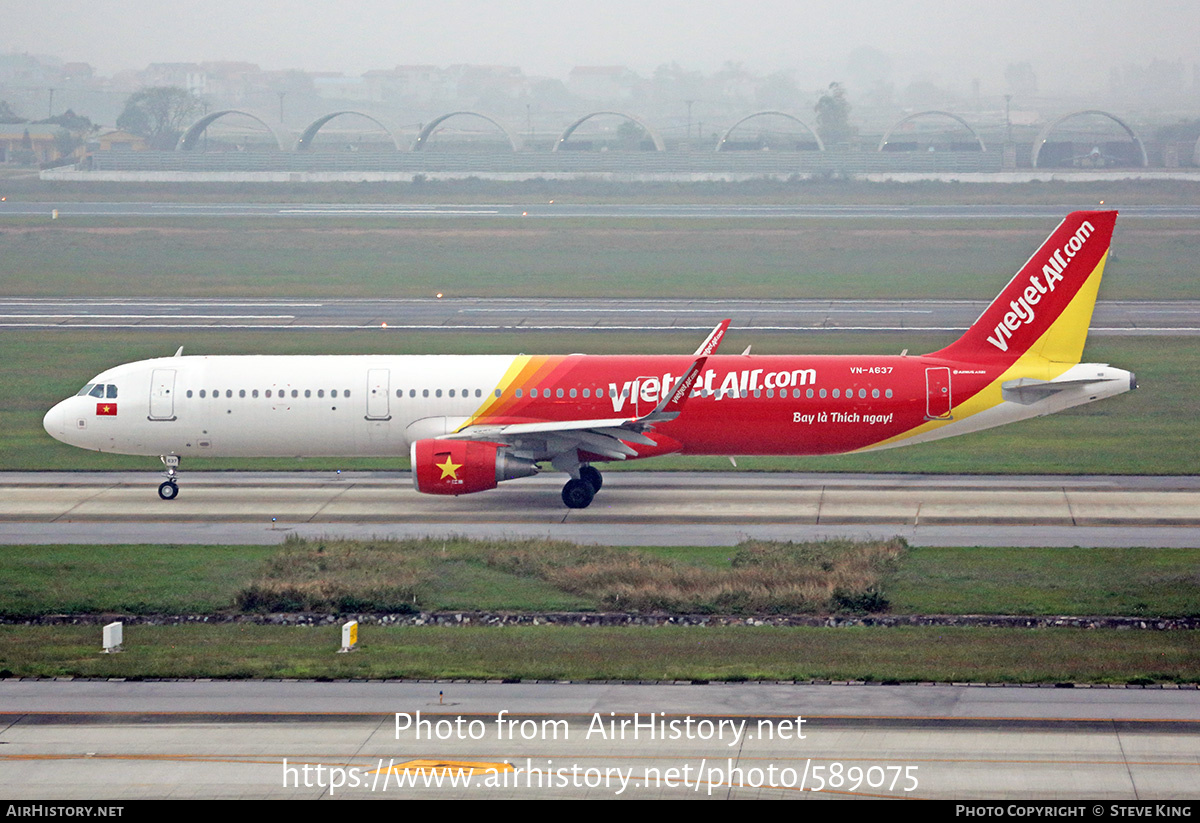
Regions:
[[1001, 375, 1122, 405]]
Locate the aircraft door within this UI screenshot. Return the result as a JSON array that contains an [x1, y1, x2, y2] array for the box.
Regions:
[[366, 368, 391, 420], [148, 369, 176, 420], [925, 367, 953, 420]]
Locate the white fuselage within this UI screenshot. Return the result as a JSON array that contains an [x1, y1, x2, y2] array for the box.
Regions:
[[43, 355, 517, 458]]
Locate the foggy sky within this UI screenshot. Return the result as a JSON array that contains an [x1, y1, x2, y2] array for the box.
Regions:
[[2, 0, 1197, 95]]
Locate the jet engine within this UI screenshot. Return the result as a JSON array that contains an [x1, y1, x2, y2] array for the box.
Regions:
[[411, 439, 538, 495]]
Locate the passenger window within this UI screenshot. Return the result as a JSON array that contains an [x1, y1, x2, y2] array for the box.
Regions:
[[819, 389, 827, 398], [344, 390, 350, 397], [186, 390, 193, 398], [266, 390, 272, 398], [872, 389, 879, 398], [318, 390, 324, 398], [832, 389, 839, 398], [569, 388, 577, 398], [227, 390, 233, 398], [583, 388, 590, 398], [515, 389, 523, 398], [305, 390, 311, 398], [859, 389, 866, 399], [806, 389, 814, 399], [449, 389, 455, 398], [435, 389, 442, 398], [252, 390, 259, 398], [556, 388, 564, 398], [886, 389, 894, 398], [477, 390, 483, 398], [530, 388, 538, 398], [410, 390, 416, 398], [331, 390, 338, 399]]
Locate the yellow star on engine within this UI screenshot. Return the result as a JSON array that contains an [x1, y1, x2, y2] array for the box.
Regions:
[[436, 456, 463, 480]]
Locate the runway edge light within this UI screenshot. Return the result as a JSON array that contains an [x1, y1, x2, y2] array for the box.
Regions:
[[102, 621, 123, 654]]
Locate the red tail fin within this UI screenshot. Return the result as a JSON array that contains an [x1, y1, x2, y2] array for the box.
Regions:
[[931, 211, 1117, 365]]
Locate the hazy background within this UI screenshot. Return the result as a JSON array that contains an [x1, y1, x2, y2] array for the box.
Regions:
[[3, 0, 1196, 97]]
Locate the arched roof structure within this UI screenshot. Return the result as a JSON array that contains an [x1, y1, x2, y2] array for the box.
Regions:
[[553, 111, 665, 152], [177, 110, 287, 151], [715, 111, 824, 151], [412, 111, 520, 151], [1031, 109, 1147, 168], [295, 111, 403, 151], [878, 110, 986, 152]]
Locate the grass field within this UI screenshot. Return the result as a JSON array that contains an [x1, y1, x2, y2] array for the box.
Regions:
[[1, 215, 1196, 300], [0, 330, 1187, 473], [2, 623, 1195, 683], [6, 173, 1200, 205], [2, 537, 1197, 684], [2, 538, 1197, 620]]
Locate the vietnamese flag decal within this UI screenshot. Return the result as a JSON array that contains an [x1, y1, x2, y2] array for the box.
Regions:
[[96, 403, 117, 416]]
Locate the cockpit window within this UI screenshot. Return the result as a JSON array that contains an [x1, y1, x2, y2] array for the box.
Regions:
[[106, 385, 118, 399], [88, 385, 106, 398], [76, 383, 95, 397]]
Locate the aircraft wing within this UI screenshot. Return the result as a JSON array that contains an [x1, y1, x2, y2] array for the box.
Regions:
[[694, 319, 731, 356], [440, 358, 707, 461]]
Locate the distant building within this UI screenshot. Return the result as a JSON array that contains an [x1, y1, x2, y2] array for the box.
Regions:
[[88, 129, 148, 152], [0, 124, 68, 164], [568, 66, 640, 101]]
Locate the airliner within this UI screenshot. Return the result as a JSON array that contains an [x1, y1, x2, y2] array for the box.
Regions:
[[44, 210, 1134, 509]]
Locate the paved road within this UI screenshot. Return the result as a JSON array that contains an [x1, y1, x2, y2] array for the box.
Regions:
[[3, 472, 1200, 547], [2, 296, 1197, 334], [5, 202, 1200, 219], [2, 681, 1198, 799]]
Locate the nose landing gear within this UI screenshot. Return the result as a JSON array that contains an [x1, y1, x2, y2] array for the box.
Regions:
[[158, 454, 180, 500]]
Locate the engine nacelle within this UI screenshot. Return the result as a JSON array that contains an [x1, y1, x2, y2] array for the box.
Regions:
[[411, 439, 538, 496]]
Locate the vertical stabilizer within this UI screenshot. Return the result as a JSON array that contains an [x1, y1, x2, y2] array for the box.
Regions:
[[930, 210, 1117, 366]]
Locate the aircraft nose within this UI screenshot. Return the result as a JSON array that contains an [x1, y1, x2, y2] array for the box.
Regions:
[[43, 400, 66, 441]]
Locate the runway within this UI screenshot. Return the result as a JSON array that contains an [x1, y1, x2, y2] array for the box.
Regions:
[[2, 681, 1198, 799], [3, 472, 1200, 547], [5, 202, 1200, 219], [2, 296, 1198, 335]]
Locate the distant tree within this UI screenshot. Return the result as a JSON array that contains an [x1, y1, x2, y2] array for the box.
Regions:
[[116, 86, 202, 150], [0, 99, 26, 124], [34, 109, 95, 134], [814, 82, 853, 146], [616, 119, 649, 149]]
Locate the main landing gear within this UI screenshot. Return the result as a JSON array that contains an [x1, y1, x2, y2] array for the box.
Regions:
[[158, 454, 180, 500], [562, 465, 604, 509]]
